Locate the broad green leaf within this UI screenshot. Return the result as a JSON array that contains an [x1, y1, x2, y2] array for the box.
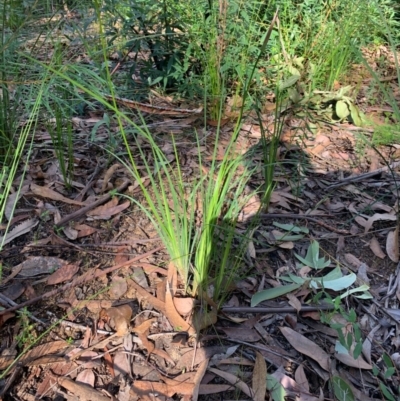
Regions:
[[379, 382, 396, 401], [384, 367, 396, 379], [295, 240, 331, 269], [383, 353, 394, 368], [340, 285, 372, 299], [331, 376, 355, 401], [266, 375, 285, 401], [311, 273, 356, 291], [251, 283, 302, 306], [321, 266, 343, 281], [273, 222, 309, 234], [278, 75, 300, 91], [353, 342, 363, 360], [336, 100, 350, 120], [349, 102, 362, 126], [287, 273, 306, 285]]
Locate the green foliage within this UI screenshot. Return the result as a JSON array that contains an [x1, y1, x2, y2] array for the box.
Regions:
[[100, 0, 201, 92], [264, 0, 400, 90], [251, 241, 372, 306], [331, 376, 355, 401]]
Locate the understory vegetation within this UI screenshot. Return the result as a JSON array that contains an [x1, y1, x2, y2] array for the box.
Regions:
[[1, 0, 400, 399]]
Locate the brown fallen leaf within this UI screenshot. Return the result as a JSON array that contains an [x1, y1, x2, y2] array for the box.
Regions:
[[335, 346, 372, 369], [369, 237, 386, 259], [130, 380, 194, 399], [108, 276, 128, 298], [386, 225, 399, 262], [75, 224, 97, 238], [0, 340, 71, 370], [280, 327, 330, 371], [101, 163, 122, 193], [102, 304, 133, 336], [87, 198, 130, 220], [58, 377, 110, 401], [176, 346, 229, 371], [76, 369, 95, 387], [0, 218, 39, 246], [46, 262, 80, 285], [165, 280, 194, 335], [295, 364, 310, 393], [252, 352, 267, 401], [127, 278, 166, 313], [192, 359, 209, 401], [364, 212, 397, 233], [208, 367, 255, 398], [221, 327, 261, 342], [16, 256, 67, 278], [199, 384, 234, 394], [31, 183, 85, 206]]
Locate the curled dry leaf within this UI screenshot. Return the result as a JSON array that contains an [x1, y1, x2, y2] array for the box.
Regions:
[[0, 218, 39, 246], [386, 226, 399, 262], [103, 304, 133, 336], [364, 213, 397, 233], [101, 163, 122, 193], [165, 281, 194, 335], [280, 327, 330, 371]]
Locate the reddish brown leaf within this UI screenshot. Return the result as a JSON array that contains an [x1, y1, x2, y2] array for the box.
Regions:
[[46, 262, 80, 285]]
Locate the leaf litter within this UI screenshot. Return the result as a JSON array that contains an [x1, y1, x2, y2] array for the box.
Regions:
[[1, 32, 400, 401]]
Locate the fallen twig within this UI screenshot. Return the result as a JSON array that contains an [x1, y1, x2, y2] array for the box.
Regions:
[[324, 161, 400, 190], [221, 305, 335, 314], [259, 213, 350, 234], [55, 179, 130, 229]]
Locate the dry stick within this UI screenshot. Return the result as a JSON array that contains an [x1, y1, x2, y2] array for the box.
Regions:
[[55, 179, 130, 229], [259, 213, 350, 235], [324, 161, 400, 190], [221, 305, 335, 314], [0, 246, 163, 316]]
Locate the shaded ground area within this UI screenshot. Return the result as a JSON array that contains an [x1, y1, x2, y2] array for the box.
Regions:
[[1, 17, 400, 401]]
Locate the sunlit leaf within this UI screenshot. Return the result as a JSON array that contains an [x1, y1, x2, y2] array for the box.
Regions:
[[336, 100, 350, 120]]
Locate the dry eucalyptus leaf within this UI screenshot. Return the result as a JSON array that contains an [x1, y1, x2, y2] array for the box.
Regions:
[[364, 213, 397, 233], [31, 183, 85, 206], [280, 327, 330, 371], [386, 226, 399, 262], [76, 369, 95, 387], [252, 352, 267, 401], [0, 218, 39, 246], [16, 256, 66, 278], [46, 262, 80, 285], [369, 237, 386, 259], [208, 367, 254, 398]]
